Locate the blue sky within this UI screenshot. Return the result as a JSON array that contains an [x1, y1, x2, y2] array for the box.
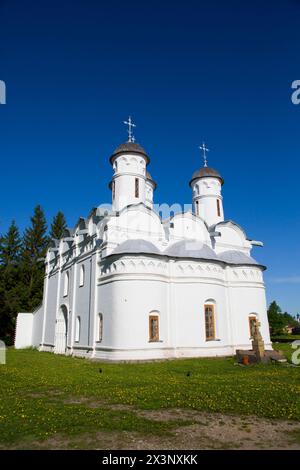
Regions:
[[0, 0, 299, 315]]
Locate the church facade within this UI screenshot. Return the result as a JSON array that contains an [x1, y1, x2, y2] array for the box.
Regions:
[[15, 130, 272, 361]]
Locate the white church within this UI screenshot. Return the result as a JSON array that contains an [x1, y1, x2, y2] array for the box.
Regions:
[[15, 119, 272, 361]]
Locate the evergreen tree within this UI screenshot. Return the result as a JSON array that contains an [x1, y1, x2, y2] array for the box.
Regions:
[[22, 205, 48, 266], [282, 311, 298, 328], [267, 301, 288, 336], [0, 234, 4, 261], [21, 205, 48, 311], [50, 211, 67, 240], [0, 221, 23, 344], [0, 220, 22, 267]]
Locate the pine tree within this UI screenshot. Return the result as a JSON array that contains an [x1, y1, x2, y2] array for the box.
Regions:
[[50, 211, 67, 240], [0, 220, 22, 267], [22, 205, 48, 266], [21, 205, 48, 311], [0, 221, 23, 343], [282, 311, 298, 328], [267, 301, 287, 336]]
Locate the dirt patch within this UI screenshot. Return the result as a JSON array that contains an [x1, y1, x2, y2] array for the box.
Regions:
[[63, 397, 92, 405], [137, 408, 205, 422], [62, 397, 134, 411], [169, 418, 300, 450], [2, 409, 300, 450], [27, 389, 64, 399], [133, 410, 300, 450]]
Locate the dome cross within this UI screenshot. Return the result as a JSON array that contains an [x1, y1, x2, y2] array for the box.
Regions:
[[199, 142, 210, 167], [123, 116, 136, 143]]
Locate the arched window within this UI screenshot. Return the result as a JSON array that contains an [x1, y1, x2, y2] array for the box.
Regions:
[[98, 313, 103, 342], [63, 271, 69, 297], [135, 178, 139, 198], [112, 180, 115, 200], [149, 314, 159, 342], [79, 265, 85, 287], [75, 316, 81, 342], [195, 200, 199, 216], [249, 315, 257, 339], [217, 199, 221, 217], [204, 303, 216, 341]]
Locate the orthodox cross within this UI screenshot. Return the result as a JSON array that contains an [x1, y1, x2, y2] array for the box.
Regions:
[[123, 116, 136, 143], [199, 142, 210, 167]]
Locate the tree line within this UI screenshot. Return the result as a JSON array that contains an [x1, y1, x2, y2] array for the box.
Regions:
[[0, 206, 67, 344], [267, 301, 299, 336]]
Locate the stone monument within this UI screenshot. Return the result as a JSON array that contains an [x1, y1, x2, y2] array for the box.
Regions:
[[251, 321, 265, 362], [236, 320, 287, 364]]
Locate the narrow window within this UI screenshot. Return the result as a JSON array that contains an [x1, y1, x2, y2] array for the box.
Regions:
[[135, 178, 139, 198], [205, 304, 216, 340], [79, 265, 85, 287], [217, 199, 221, 217], [195, 200, 199, 216], [75, 316, 81, 342], [149, 315, 159, 342], [112, 180, 115, 200], [98, 313, 103, 342], [63, 272, 69, 297], [249, 316, 257, 339]]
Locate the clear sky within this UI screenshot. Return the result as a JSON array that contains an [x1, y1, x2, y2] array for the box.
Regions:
[[0, 0, 299, 315]]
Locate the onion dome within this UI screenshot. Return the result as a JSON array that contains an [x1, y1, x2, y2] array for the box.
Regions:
[[189, 167, 224, 186], [110, 142, 150, 165]]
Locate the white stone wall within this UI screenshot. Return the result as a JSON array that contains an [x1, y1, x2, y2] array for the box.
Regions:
[[170, 212, 211, 243], [145, 180, 154, 209], [15, 313, 34, 349], [91, 255, 269, 361], [214, 223, 252, 254], [31, 305, 44, 347], [43, 271, 60, 348]]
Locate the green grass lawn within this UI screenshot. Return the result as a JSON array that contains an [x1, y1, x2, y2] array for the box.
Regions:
[[273, 342, 296, 362], [0, 348, 299, 447]]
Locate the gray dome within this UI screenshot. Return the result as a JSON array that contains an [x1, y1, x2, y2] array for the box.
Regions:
[[164, 240, 218, 260], [111, 239, 160, 256], [105, 239, 263, 268], [110, 142, 150, 164], [189, 167, 224, 186], [218, 250, 258, 265]]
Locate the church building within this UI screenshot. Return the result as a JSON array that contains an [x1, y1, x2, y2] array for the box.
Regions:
[[15, 120, 272, 361]]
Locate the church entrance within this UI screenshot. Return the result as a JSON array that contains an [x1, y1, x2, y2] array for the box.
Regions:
[[54, 305, 68, 354]]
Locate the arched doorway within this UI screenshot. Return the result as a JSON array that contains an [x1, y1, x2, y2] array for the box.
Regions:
[[54, 305, 68, 354]]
